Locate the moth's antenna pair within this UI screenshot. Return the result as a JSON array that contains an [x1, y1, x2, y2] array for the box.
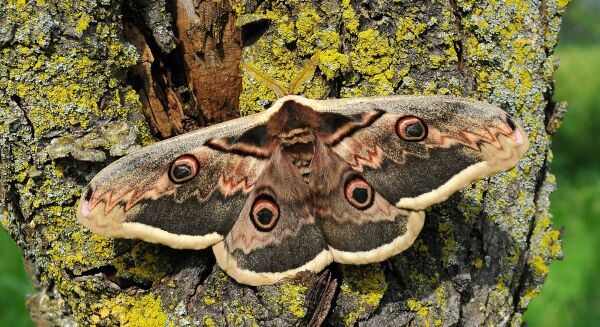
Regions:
[[242, 53, 320, 97]]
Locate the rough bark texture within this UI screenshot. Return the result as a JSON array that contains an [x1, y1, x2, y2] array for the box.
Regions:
[[0, 0, 568, 326]]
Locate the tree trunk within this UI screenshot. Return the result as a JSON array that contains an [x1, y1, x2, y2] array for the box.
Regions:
[[0, 0, 568, 325]]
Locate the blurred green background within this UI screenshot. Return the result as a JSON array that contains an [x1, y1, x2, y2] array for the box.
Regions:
[[524, 0, 600, 325], [0, 232, 33, 326], [1, 1, 599, 325]]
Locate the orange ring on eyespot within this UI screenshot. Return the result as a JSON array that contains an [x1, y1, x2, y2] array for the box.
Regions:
[[396, 116, 428, 141], [169, 155, 199, 184], [344, 176, 374, 210], [250, 194, 280, 232]]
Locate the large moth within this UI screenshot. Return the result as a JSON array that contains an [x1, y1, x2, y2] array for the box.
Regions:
[[77, 95, 529, 286]]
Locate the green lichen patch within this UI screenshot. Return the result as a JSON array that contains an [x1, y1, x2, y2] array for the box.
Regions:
[[258, 279, 310, 321], [201, 266, 238, 307], [111, 241, 171, 285], [403, 282, 461, 327], [224, 299, 260, 327], [89, 293, 168, 327], [343, 28, 398, 97], [334, 264, 387, 325], [236, 0, 347, 114], [199, 266, 267, 326], [514, 173, 562, 314]]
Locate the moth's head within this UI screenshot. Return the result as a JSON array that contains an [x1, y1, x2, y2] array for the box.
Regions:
[[266, 100, 320, 139]]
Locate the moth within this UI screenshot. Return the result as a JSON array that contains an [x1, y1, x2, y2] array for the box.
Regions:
[[77, 95, 529, 286]]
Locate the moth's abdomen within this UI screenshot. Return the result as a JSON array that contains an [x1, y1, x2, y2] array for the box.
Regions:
[[283, 140, 315, 183]]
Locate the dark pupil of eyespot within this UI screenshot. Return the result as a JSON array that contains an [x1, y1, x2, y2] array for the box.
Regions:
[[352, 187, 369, 204], [173, 165, 192, 179], [257, 208, 273, 225], [405, 122, 424, 137]]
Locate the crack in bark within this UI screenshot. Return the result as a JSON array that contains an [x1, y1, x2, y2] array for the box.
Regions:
[[10, 95, 35, 138], [481, 290, 492, 325], [544, 88, 567, 135], [4, 179, 30, 224], [448, 0, 466, 72], [457, 292, 465, 325], [128, 0, 178, 52], [241, 18, 271, 47], [2, 129, 32, 225], [187, 275, 205, 306], [123, 0, 243, 138], [539, 0, 550, 55], [70, 265, 153, 290], [509, 149, 551, 320], [305, 271, 338, 327], [169, 0, 242, 125], [185, 254, 215, 307]]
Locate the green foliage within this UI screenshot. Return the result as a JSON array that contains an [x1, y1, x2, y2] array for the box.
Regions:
[[525, 169, 600, 326], [0, 229, 34, 327], [524, 44, 600, 326], [550, 46, 600, 172], [558, 0, 600, 46], [523, 1, 600, 322]]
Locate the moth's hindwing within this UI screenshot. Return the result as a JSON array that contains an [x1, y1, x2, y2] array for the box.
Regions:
[[212, 147, 333, 285]]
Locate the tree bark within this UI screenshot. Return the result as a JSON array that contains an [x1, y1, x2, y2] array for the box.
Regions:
[[0, 0, 568, 325]]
